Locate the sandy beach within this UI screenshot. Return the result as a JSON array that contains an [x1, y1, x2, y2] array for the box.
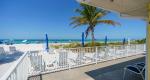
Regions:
[[0, 43, 69, 52]]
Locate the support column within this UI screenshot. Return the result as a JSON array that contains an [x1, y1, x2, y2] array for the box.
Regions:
[[147, 3, 150, 80]]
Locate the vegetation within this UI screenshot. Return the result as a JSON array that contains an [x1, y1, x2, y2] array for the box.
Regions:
[[70, 3, 119, 46], [51, 45, 61, 49], [63, 42, 82, 48], [60, 42, 125, 48], [51, 39, 145, 49], [131, 38, 146, 44]]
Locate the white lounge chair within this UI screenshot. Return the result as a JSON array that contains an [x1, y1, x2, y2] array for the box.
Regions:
[[83, 47, 105, 62], [68, 50, 86, 66], [9, 46, 20, 54], [115, 46, 126, 58], [57, 50, 68, 68], [135, 45, 145, 54], [127, 45, 136, 56], [29, 51, 44, 71], [97, 47, 110, 61], [105, 46, 117, 60], [0, 47, 7, 60], [84, 52, 96, 62], [29, 51, 39, 56], [42, 52, 57, 71], [43, 49, 69, 70]]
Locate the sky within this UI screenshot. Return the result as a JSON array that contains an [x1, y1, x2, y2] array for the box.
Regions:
[[0, 0, 146, 39]]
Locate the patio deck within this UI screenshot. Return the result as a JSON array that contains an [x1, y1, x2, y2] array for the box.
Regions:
[[0, 52, 23, 79], [30, 54, 145, 80]]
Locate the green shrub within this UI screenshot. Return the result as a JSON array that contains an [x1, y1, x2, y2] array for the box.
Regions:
[[84, 42, 103, 47], [52, 39, 145, 49], [63, 42, 82, 48], [51, 45, 61, 49], [108, 42, 123, 45], [133, 38, 146, 44]]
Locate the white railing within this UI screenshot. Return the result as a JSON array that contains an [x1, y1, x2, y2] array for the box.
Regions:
[[1, 44, 146, 80], [29, 44, 146, 76], [0, 52, 30, 80]]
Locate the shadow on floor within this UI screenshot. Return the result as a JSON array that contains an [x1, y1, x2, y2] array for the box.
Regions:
[[85, 57, 145, 80], [0, 52, 23, 64]]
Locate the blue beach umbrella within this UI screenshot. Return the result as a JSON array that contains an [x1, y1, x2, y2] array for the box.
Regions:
[[45, 34, 49, 52], [104, 36, 108, 46], [123, 38, 126, 45], [81, 32, 85, 47]]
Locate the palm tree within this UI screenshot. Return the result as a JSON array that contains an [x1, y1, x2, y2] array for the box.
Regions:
[[70, 3, 120, 46]]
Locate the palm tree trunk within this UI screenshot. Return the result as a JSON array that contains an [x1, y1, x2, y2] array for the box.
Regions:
[[91, 29, 95, 46]]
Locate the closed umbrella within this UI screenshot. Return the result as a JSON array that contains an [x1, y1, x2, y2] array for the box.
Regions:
[[123, 38, 126, 45], [82, 32, 85, 47], [45, 34, 49, 52], [104, 36, 108, 46]]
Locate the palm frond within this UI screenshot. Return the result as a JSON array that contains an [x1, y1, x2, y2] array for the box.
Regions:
[[96, 20, 120, 26], [72, 23, 87, 28], [70, 16, 88, 28], [92, 12, 104, 23]]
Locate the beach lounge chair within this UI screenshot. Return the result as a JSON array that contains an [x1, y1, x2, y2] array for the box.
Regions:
[[127, 45, 137, 56], [0, 47, 7, 60], [115, 46, 126, 58], [123, 64, 145, 80], [44, 50, 69, 71], [29, 51, 39, 56], [83, 47, 106, 63], [0, 47, 5, 54], [84, 52, 97, 62], [99, 51, 107, 61], [48, 48, 56, 54], [57, 50, 68, 68], [135, 62, 145, 77], [105, 46, 117, 60], [29, 51, 44, 71], [42, 52, 58, 71], [135, 62, 145, 69], [44, 49, 68, 70], [68, 50, 86, 66], [9, 46, 21, 54], [95, 47, 114, 62], [135, 45, 146, 55], [44, 59, 58, 71]]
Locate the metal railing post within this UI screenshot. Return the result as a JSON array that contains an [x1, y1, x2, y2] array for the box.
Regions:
[[95, 47, 98, 64], [40, 74, 42, 80], [126, 45, 128, 57], [104, 46, 107, 61], [135, 44, 137, 54], [114, 46, 116, 59]]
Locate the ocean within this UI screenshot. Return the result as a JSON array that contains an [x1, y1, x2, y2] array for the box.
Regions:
[[0, 39, 125, 44]]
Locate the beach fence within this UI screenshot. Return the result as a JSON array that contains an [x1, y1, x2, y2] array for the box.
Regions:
[[28, 44, 146, 77], [0, 44, 145, 80], [29, 51, 44, 72], [0, 52, 31, 80]]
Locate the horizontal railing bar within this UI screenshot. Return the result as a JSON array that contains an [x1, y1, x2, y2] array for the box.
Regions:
[[28, 44, 146, 77], [0, 51, 28, 80]]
